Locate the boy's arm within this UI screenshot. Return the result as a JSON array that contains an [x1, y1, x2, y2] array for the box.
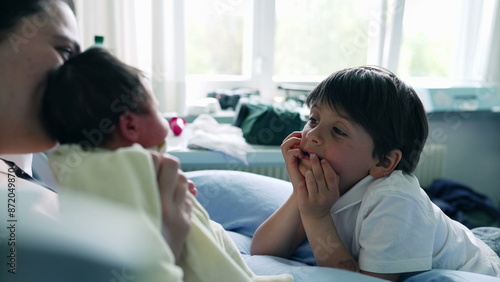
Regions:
[[297, 155, 357, 270], [250, 192, 306, 257], [302, 214, 400, 281], [301, 212, 357, 269], [251, 131, 307, 257], [301, 155, 400, 281]]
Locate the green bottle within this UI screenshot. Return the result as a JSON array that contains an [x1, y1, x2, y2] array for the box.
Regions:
[[94, 35, 104, 46]]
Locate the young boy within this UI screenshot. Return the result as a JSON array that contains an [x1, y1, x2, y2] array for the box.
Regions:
[[250, 66, 500, 281], [43, 47, 292, 282]]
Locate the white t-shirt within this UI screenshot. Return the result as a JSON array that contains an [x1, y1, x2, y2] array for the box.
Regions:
[[331, 170, 500, 276]]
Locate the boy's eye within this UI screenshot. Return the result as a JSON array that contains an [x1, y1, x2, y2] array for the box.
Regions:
[[308, 117, 319, 124], [333, 127, 347, 136]]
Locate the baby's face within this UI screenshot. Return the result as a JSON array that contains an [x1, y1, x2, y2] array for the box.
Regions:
[[134, 90, 170, 148]]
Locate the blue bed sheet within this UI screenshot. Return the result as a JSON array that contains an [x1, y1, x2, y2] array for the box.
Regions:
[[186, 170, 500, 282]]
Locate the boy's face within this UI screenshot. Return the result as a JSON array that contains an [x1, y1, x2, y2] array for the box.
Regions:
[[299, 103, 378, 195]]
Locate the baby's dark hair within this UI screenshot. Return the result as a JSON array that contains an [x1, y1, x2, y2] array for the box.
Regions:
[[305, 66, 429, 173], [43, 47, 151, 148]]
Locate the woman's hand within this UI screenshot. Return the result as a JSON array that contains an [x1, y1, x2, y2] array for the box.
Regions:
[[281, 131, 305, 191], [150, 152, 193, 262]]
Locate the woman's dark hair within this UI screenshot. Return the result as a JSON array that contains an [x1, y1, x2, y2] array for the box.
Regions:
[[43, 47, 151, 148], [305, 66, 429, 173], [0, 0, 75, 41]]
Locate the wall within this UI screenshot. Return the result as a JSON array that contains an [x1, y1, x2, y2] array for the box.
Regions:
[[427, 111, 500, 204]]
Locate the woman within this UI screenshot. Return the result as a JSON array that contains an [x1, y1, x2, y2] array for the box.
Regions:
[[0, 3, 292, 281], [0, 0, 80, 154], [0, 2, 188, 281], [0, 0, 80, 224]]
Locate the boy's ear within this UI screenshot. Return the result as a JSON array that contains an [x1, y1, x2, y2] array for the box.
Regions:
[[369, 149, 402, 178], [117, 112, 140, 142]]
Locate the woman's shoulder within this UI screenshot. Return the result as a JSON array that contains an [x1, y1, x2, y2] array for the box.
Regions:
[[0, 170, 59, 219]]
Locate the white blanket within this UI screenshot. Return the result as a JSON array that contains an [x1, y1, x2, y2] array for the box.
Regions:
[[187, 114, 251, 164]]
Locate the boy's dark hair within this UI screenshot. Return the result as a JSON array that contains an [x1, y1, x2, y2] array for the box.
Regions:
[[0, 0, 75, 42], [43, 47, 151, 148], [305, 66, 429, 173]]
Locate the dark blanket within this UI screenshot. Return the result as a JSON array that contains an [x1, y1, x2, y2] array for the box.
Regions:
[[426, 179, 500, 229]]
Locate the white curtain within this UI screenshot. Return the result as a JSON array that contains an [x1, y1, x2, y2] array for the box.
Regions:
[[151, 0, 186, 115], [73, 0, 186, 114], [484, 1, 500, 86]]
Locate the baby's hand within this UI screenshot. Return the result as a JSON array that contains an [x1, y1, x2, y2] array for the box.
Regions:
[[298, 154, 339, 219], [281, 131, 305, 190], [150, 151, 197, 196], [187, 179, 198, 196], [151, 152, 193, 262]]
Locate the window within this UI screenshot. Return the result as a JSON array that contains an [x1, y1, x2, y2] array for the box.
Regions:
[[183, 0, 497, 106], [398, 0, 462, 78], [274, 0, 378, 78], [185, 0, 253, 76], [75, 0, 499, 113]]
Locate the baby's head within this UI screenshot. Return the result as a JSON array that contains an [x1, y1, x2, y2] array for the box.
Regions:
[[43, 47, 169, 150], [305, 66, 428, 173]]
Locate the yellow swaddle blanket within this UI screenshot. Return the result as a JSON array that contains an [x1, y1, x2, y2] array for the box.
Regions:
[[49, 144, 293, 282]]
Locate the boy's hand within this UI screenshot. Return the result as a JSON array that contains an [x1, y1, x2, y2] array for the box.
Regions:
[[298, 153, 340, 219], [281, 131, 305, 191], [150, 152, 193, 262]]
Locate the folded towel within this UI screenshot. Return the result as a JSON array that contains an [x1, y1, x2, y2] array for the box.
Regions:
[[187, 114, 251, 164]]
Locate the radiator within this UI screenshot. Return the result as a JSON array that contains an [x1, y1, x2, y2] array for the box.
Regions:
[[183, 166, 291, 181], [178, 143, 446, 188], [413, 143, 447, 188]]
